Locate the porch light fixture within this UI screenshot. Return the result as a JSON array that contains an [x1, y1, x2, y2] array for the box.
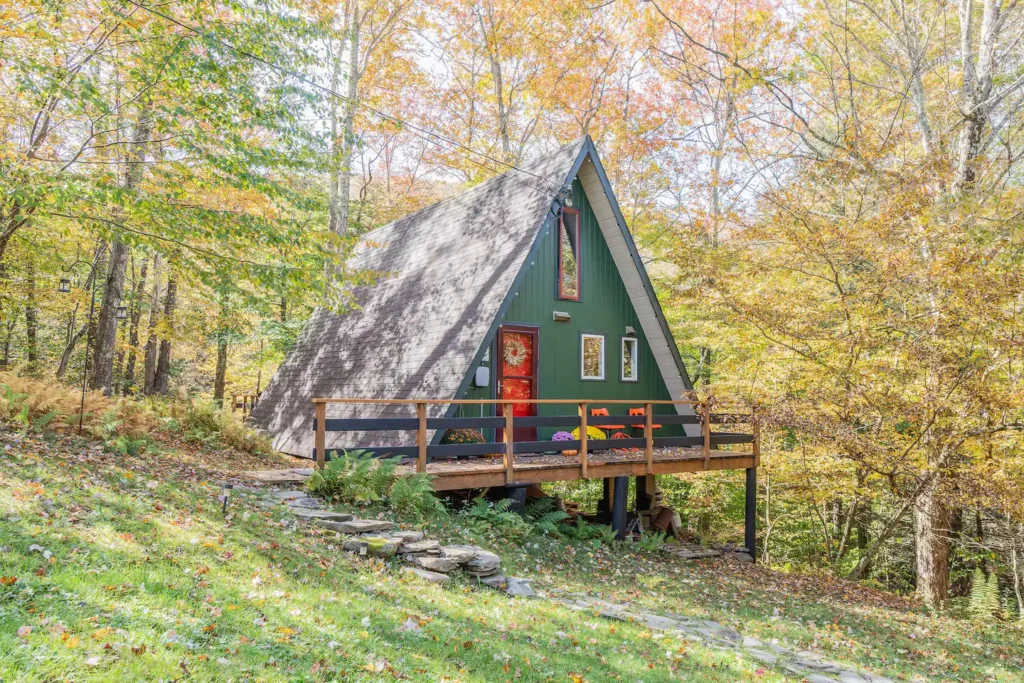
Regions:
[[625, 326, 636, 336], [58, 278, 72, 293], [555, 183, 573, 207], [116, 305, 128, 320]]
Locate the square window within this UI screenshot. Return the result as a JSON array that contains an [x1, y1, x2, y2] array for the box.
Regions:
[[581, 333, 605, 380], [621, 336, 638, 382], [558, 208, 580, 300]]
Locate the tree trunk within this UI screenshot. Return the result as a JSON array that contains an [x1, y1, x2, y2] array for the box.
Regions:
[[91, 109, 151, 394], [328, 3, 359, 238], [475, 2, 511, 158], [213, 334, 228, 405], [123, 255, 148, 394], [915, 480, 952, 607], [56, 325, 88, 378], [25, 259, 38, 371], [1, 315, 15, 368], [153, 276, 176, 395], [91, 240, 129, 393], [143, 254, 162, 395]]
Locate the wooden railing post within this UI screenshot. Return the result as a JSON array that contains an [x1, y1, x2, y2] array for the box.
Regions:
[[231, 394, 238, 413], [416, 402, 427, 473], [314, 401, 326, 470], [701, 401, 711, 469], [578, 402, 588, 478], [644, 401, 653, 474], [504, 403, 515, 485], [752, 409, 761, 467]]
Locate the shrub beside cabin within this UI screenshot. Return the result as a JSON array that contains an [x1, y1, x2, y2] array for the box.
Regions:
[[252, 137, 758, 546]]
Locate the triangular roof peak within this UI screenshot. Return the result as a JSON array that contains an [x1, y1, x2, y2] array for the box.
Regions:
[[252, 136, 694, 455]]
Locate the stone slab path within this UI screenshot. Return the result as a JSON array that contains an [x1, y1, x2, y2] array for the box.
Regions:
[[265, 485, 535, 598], [257, 484, 899, 682], [554, 595, 895, 683]]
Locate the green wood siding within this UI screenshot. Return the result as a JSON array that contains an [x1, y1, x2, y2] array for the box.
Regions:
[[457, 177, 681, 438]]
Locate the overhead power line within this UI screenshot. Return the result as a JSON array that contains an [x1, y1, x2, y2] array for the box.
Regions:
[[121, 0, 558, 196]]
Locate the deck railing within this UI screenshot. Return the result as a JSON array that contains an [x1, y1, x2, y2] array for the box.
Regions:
[[311, 398, 760, 484], [232, 393, 260, 416]]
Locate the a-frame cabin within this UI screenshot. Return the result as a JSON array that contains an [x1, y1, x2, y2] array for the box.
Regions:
[[252, 137, 759, 545]]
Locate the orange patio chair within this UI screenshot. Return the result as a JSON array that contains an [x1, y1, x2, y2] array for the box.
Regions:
[[590, 407, 625, 433], [628, 407, 662, 431]]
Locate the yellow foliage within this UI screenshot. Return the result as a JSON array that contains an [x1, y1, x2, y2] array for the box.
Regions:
[[0, 371, 155, 437]]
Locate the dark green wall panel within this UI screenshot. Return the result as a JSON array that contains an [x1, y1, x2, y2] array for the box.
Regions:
[[458, 177, 681, 437]]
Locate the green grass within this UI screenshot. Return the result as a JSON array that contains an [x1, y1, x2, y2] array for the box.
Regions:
[[1, 426, 1022, 682]]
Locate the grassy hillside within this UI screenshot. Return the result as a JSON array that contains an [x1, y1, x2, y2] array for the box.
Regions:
[[1, 424, 1022, 682]]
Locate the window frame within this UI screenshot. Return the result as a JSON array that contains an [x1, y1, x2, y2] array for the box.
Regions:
[[620, 335, 639, 382], [580, 332, 606, 381], [556, 207, 582, 301]]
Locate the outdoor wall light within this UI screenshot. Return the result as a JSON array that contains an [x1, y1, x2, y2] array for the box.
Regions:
[[58, 278, 72, 293], [219, 484, 233, 514]]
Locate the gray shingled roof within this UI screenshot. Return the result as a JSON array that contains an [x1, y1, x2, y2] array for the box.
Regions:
[[251, 139, 585, 456]]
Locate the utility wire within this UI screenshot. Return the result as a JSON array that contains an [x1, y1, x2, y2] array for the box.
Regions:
[[121, 0, 559, 197]]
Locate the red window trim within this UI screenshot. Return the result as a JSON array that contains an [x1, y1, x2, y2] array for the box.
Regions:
[[557, 207, 581, 301]]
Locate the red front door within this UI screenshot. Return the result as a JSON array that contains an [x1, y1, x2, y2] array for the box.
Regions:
[[497, 325, 538, 441]]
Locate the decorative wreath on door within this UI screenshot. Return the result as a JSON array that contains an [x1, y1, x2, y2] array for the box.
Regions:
[[503, 338, 528, 369]]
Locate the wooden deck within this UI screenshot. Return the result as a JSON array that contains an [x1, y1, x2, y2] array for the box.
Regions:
[[416, 447, 755, 491]]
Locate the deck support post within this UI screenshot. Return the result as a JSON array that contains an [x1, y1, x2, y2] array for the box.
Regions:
[[578, 402, 588, 478], [745, 466, 757, 562], [701, 401, 711, 469], [635, 474, 655, 512], [314, 401, 326, 470], [611, 476, 628, 540], [643, 402, 653, 474], [416, 402, 427, 473], [504, 403, 515, 485], [508, 484, 528, 512], [597, 477, 614, 522]]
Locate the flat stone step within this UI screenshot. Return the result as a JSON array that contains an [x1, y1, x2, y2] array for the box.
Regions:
[[270, 490, 307, 500], [409, 555, 459, 573], [314, 518, 394, 534], [288, 509, 354, 521], [344, 537, 397, 557], [399, 539, 441, 554], [285, 497, 324, 509], [402, 566, 449, 584]]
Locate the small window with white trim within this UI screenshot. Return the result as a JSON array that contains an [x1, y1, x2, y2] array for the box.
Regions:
[[581, 333, 605, 380], [621, 336, 638, 382]]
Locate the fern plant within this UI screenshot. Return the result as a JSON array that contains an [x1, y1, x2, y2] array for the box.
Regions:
[[969, 568, 1001, 621], [636, 530, 668, 552], [461, 497, 533, 544], [389, 474, 447, 520], [523, 497, 570, 536], [306, 450, 401, 504], [562, 518, 619, 546]]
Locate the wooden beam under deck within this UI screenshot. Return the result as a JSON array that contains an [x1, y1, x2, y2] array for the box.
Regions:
[[420, 450, 755, 491]]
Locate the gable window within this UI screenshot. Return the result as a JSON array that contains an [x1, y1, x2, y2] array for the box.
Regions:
[[621, 336, 638, 382], [558, 208, 581, 300], [581, 333, 605, 380]]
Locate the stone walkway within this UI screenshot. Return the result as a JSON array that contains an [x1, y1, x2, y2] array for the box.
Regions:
[[554, 596, 895, 683], [269, 489, 534, 597], [263, 487, 895, 683]]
